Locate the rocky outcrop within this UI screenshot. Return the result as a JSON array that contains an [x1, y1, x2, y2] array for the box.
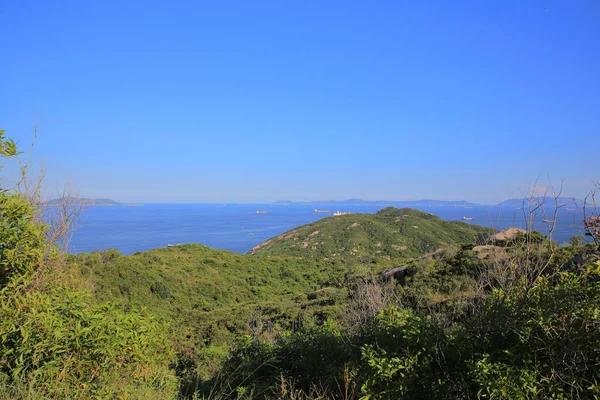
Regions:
[[379, 265, 409, 281], [472, 245, 505, 260], [249, 239, 273, 254], [490, 228, 526, 242]]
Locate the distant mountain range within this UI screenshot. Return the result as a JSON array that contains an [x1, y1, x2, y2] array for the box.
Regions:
[[273, 199, 480, 207], [44, 197, 586, 208], [497, 197, 584, 208], [273, 197, 585, 208], [44, 198, 142, 207]]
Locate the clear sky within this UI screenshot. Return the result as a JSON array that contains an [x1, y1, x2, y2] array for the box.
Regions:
[[1, 1, 598, 203]]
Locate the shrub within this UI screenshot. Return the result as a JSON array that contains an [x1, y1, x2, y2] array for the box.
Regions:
[[0, 275, 178, 398], [0, 193, 49, 288]]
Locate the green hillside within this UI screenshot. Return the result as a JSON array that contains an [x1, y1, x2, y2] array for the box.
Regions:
[[251, 207, 493, 261], [71, 245, 349, 378]]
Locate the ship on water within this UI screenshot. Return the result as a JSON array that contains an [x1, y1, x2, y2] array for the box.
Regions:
[[254, 210, 269, 214], [462, 216, 473, 220], [333, 211, 352, 216], [314, 209, 330, 213]]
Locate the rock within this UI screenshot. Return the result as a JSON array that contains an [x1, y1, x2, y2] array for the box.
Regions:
[[563, 252, 600, 272], [380, 265, 409, 281], [248, 239, 273, 254], [490, 228, 526, 242], [472, 245, 505, 260]]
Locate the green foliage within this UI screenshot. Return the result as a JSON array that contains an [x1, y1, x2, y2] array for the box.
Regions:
[[358, 307, 442, 399], [211, 247, 600, 399], [213, 320, 354, 398], [270, 320, 352, 389], [0, 130, 20, 161], [0, 274, 178, 398], [363, 260, 600, 399], [0, 193, 49, 287], [396, 254, 478, 313], [467, 263, 600, 399], [71, 245, 352, 380], [0, 131, 48, 288]]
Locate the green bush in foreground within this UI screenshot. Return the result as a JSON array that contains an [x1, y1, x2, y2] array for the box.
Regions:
[[0, 276, 178, 398], [0, 131, 178, 399], [0, 193, 49, 288]]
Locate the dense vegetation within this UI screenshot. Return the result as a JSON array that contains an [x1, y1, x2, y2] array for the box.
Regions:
[[1, 129, 599, 399], [216, 241, 600, 399], [72, 246, 348, 382]]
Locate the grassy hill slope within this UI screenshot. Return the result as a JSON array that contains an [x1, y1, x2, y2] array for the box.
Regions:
[[72, 245, 349, 377], [251, 207, 493, 261]]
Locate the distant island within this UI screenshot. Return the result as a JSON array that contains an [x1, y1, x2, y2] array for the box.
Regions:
[[273, 197, 585, 208], [44, 198, 142, 207], [497, 197, 584, 209]]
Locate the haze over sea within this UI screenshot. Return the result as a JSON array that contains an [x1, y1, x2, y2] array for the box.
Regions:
[[68, 204, 588, 255]]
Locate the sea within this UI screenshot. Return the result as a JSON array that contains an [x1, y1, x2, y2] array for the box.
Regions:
[[65, 204, 591, 255]]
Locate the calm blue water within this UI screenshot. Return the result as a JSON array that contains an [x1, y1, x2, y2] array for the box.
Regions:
[[66, 204, 589, 255]]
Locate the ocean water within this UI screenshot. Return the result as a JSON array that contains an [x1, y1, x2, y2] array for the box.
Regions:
[[66, 204, 590, 255]]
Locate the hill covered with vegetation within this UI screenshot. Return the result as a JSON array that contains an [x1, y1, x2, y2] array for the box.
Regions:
[[71, 245, 349, 378], [251, 207, 493, 261]]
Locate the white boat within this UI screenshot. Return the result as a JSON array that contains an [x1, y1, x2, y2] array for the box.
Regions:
[[462, 217, 473, 221], [333, 211, 352, 216]]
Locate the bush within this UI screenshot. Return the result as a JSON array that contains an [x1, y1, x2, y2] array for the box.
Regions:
[[0, 275, 178, 398], [467, 262, 600, 399], [0, 193, 49, 288], [211, 320, 354, 398]]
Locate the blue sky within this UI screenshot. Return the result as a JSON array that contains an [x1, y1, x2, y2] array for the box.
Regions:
[[1, 0, 598, 203]]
